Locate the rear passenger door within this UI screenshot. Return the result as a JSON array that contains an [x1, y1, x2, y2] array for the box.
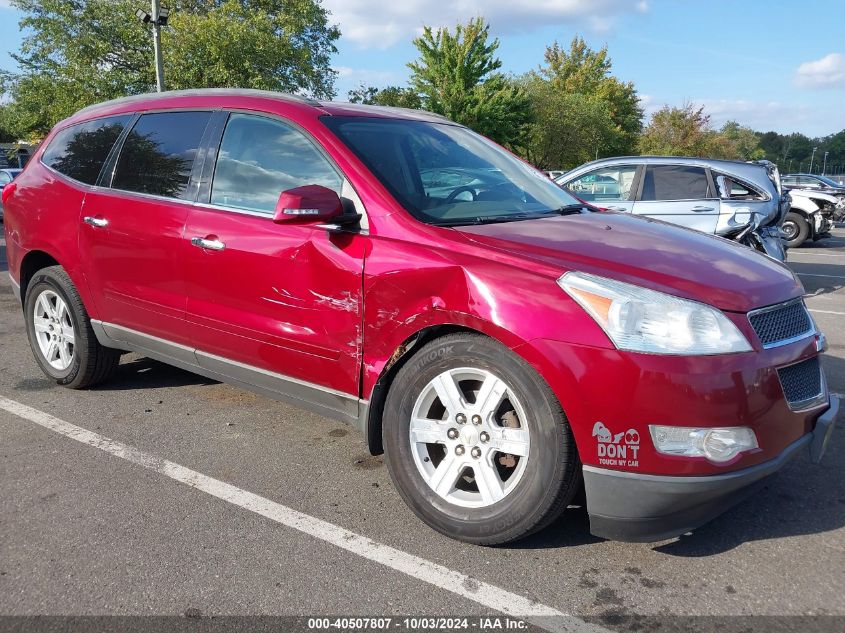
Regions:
[[632, 164, 720, 234], [79, 110, 212, 345], [182, 112, 366, 405]]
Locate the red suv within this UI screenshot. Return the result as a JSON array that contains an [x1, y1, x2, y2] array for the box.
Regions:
[[3, 90, 838, 544]]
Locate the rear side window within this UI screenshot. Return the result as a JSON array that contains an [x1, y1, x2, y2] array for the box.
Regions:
[[112, 111, 211, 200], [640, 165, 710, 201], [41, 115, 131, 185], [210, 113, 342, 214], [713, 173, 765, 201]]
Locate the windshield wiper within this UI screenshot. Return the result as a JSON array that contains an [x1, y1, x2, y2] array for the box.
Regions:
[[433, 213, 539, 227], [543, 204, 589, 216]]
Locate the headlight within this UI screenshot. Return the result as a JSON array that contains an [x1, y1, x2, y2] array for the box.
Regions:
[[650, 425, 758, 463], [558, 272, 752, 354]]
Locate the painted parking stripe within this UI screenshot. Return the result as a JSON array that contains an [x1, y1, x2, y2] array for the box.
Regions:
[[809, 309, 845, 316], [0, 396, 605, 633]]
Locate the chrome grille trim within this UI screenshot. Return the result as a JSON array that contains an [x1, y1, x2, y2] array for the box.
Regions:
[[776, 356, 827, 412], [748, 298, 815, 349]]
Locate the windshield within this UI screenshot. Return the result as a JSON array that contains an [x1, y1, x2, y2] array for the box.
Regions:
[[321, 116, 583, 226]]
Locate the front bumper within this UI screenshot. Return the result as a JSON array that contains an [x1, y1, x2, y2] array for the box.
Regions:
[[584, 395, 839, 542]]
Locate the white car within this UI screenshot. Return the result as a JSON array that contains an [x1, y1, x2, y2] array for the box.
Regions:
[[785, 189, 841, 247]]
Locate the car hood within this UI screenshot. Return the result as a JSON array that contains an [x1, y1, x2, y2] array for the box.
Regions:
[[454, 212, 802, 313]]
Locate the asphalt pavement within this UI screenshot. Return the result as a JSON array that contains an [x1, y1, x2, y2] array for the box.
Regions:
[[1, 226, 843, 633]]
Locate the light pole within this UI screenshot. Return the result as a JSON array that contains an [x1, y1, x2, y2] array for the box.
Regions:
[[823, 151, 829, 175], [809, 146, 818, 174], [136, 2, 170, 92]]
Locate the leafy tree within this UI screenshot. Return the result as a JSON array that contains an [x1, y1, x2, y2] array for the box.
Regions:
[[407, 17, 530, 146], [713, 121, 765, 160], [348, 84, 422, 109], [1, 0, 340, 137], [0, 106, 18, 142], [638, 103, 715, 157], [537, 37, 642, 156], [518, 79, 618, 169]]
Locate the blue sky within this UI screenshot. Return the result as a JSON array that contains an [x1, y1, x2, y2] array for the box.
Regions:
[[1, 0, 844, 136]]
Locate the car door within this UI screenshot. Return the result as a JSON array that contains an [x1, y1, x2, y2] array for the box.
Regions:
[[183, 111, 366, 406], [561, 165, 639, 212], [631, 164, 720, 233], [79, 110, 213, 345]]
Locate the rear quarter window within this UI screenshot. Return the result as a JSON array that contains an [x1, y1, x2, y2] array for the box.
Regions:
[[41, 115, 132, 185]]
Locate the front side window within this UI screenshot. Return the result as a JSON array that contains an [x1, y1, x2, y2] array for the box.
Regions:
[[640, 165, 710, 201], [566, 166, 637, 202], [0, 172, 11, 185], [41, 115, 131, 185], [112, 111, 211, 200], [210, 113, 342, 214], [322, 116, 582, 226]]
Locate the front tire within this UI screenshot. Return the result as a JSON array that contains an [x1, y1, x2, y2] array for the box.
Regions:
[[383, 333, 581, 545], [24, 266, 119, 389], [782, 212, 810, 248]]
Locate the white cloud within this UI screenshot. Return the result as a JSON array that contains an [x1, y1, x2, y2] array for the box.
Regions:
[[794, 53, 845, 89], [335, 66, 400, 86], [0, 0, 15, 8], [323, 0, 649, 49]]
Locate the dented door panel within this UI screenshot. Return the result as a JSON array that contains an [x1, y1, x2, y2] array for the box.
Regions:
[[184, 207, 366, 395]]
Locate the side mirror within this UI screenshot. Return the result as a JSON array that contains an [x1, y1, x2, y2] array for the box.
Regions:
[[273, 184, 343, 224]]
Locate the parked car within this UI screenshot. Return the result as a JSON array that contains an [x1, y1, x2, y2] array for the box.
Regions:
[[783, 173, 845, 194], [0, 168, 22, 222], [784, 189, 842, 247], [556, 157, 789, 261], [3, 90, 837, 545]]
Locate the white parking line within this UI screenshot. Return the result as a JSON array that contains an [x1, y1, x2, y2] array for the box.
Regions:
[[0, 396, 604, 633], [790, 252, 845, 258], [809, 309, 845, 316]]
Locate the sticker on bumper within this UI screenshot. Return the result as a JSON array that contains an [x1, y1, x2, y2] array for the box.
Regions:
[[592, 421, 640, 468]]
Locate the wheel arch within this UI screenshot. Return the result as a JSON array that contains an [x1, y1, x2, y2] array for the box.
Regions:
[[18, 249, 98, 318], [19, 250, 62, 307], [364, 323, 505, 455]]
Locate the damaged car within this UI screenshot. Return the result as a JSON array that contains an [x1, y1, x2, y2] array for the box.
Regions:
[[783, 189, 842, 247], [556, 157, 789, 261], [4, 90, 838, 544]]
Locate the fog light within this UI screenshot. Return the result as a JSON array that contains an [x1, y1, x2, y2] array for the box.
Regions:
[[649, 426, 758, 463]]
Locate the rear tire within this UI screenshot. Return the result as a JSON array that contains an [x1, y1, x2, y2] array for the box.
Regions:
[[383, 333, 581, 545], [24, 266, 119, 389], [782, 212, 810, 248]]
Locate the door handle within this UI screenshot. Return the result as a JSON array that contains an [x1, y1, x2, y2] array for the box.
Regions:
[[83, 216, 109, 228], [691, 206, 714, 212], [605, 206, 628, 212], [191, 236, 226, 251]]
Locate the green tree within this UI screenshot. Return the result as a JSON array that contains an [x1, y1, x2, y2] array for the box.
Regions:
[[1, 0, 340, 137], [537, 37, 642, 156], [407, 17, 530, 146], [519, 79, 618, 169], [713, 121, 765, 160], [638, 103, 716, 157], [348, 84, 422, 109]]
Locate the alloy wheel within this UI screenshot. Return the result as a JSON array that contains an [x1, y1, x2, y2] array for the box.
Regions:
[[32, 289, 75, 371], [409, 368, 530, 508]]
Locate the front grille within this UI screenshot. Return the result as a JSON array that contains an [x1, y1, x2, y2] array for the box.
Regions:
[[777, 356, 825, 410], [748, 300, 813, 348]]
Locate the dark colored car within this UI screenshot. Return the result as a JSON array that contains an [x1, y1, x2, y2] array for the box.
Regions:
[[3, 90, 838, 544]]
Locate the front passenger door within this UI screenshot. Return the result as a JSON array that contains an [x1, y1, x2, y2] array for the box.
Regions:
[[632, 164, 720, 234], [183, 113, 366, 405], [562, 165, 639, 213]]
